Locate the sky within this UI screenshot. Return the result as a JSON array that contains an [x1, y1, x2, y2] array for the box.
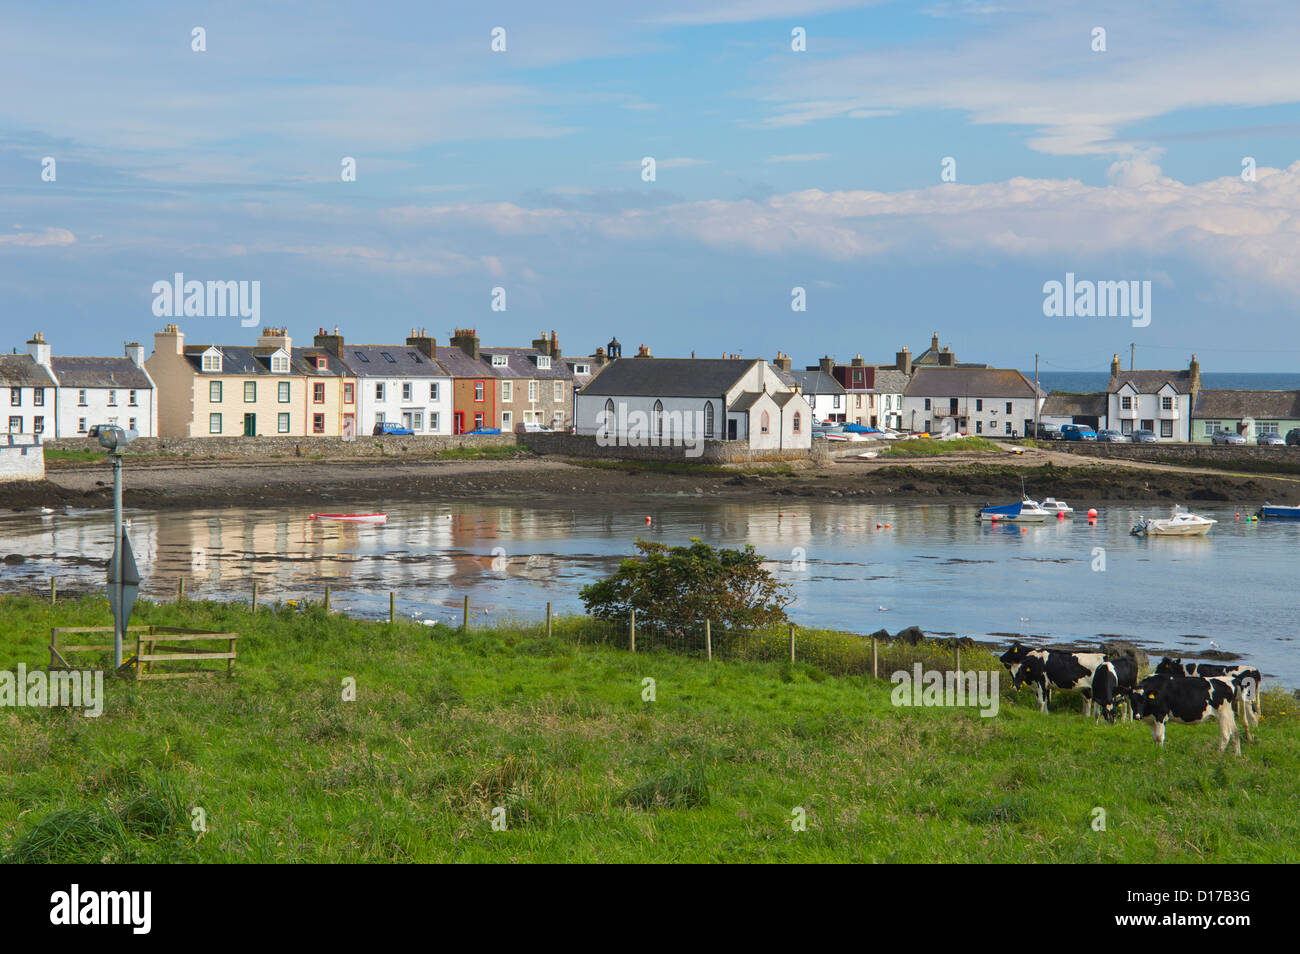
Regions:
[[5, 0, 1300, 372]]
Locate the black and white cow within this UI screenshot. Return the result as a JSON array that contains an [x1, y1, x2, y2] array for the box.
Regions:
[[1155, 657, 1261, 732], [1090, 656, 1139, 724], [1008, 648, 1106, 714], [1127, 673, 1241, 755]]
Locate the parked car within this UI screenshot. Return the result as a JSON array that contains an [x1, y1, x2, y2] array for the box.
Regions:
[[1059, 424, 1098, 442], [1131, 429, 1158, 443], [1257, 432, 1285, 446], [1287, 428, 1300, 446], [1210, 429, 1246, 445], [516, 422, 552, 433], [373, 421, 413, 436], [1033, 423, 1061, 440], [465, 427, 502, 435], [1096, 429, 1129, 443]]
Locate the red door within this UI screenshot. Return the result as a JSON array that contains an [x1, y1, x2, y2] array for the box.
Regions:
[[454, 412, 465, 434]]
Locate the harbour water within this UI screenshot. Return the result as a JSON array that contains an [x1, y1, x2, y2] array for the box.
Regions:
[[2, 498, 1296, 684]]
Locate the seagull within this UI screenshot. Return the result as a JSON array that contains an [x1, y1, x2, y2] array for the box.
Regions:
[[877, 606, 888, 612], [1019, 617, 1030, 623], [1209, 640, 1220, 650], [39, 506, 54, 515]]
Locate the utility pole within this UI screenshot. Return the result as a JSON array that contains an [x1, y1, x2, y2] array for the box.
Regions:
[[1130, 343, 1135, 371]]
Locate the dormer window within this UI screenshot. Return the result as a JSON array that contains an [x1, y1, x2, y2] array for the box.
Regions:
[[202, 351, 221, 372], [271, 354, 289, 373], [574, 364, 590, 375], [491, 355, 508, 368], [536, 356, 551, 370], [315, 356, 328, 371]]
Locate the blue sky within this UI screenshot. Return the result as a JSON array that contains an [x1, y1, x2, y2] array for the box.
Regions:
[[6, 0, 1300, 372]]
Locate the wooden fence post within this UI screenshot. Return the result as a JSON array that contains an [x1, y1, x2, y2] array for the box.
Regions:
[[462, 595, 470, 631], [790, 623, 796, 663], [546, 601, 552, 638], [251, 580, 258, 612], [50, 576, 56, 606], [177, 577, 184, 602], [705, 619, 712, 662], [629, 608, 636, 653], [390, 591, 396, 626], [872, 636, 879, 680], [324, 584, 331, 612], [955, 644, 961, 678]]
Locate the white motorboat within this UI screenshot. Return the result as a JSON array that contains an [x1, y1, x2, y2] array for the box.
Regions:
[[1041, 497, 1074, 517], [979, 497, 1050, 522], [1130, 506, 1216, 537]]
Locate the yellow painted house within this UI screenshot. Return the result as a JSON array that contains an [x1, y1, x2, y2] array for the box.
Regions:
[[146, 325, 357, 437]]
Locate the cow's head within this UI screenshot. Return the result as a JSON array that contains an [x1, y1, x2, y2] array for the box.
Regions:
[[1010, 655, 1045, 691], [1000, 642, 1029, 670], [1154, 657, 1182, 677]]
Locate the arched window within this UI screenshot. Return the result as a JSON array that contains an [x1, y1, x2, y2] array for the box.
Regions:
[[703, 402, 715, 438], [760, 410, 770, 434], [603, 398, 615, 434], [653, 400, 664, 438], [792, 411, 801, 434]]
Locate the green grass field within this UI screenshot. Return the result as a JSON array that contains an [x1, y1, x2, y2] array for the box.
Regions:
[[2, 594, 1296, 862], [886, 437, 1002, 456]]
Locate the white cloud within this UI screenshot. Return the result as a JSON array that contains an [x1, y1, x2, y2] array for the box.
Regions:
[[0, 228, 76, 248]]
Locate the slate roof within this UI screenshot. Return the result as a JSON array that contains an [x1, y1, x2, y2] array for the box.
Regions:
[[50, 357, 152, 389], [337, 344, 449, 378], [292, 347, 348, 377], [791, 370, 845, 395], [579, 358, 759, 398], [1041, 392, 1108, 417], [0, 354, 57, 388], [434, 346, 502, 380], [1108, 370, 1195, 394], [1192, 389, 1300, 419], [482, 346, 573, 381], [728, 392, 765, 412], [869, 370, 910, 394], [904, 367, 1041, 399]]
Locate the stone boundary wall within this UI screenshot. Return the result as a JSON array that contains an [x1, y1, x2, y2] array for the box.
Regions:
[[519, 432, 824, 464], [1053, 442, 1300, 466], [0, 435, 44, 483], [43, 434, 519, 459]]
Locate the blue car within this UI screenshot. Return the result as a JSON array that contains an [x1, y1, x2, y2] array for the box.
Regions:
[[373, 422, 414, 435], [1059, 425, 1097, 441], [465, 427, 502, 435]]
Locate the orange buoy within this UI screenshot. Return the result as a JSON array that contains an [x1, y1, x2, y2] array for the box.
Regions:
[[1087, 508, 1098, 518], [876, 522, 882, 529], [645, 516, 651, 525], [1021, 527, 1027, 534], [884, 523, 891, 529], [1057, 511, 1065, 520]]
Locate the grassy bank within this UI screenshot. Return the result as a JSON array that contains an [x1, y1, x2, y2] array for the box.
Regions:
[[2, 594, 1297, 862], [885, 437, 1001, 456]]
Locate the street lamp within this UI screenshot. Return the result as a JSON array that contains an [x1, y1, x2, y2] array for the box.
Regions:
[[89, 425, 139, 668]]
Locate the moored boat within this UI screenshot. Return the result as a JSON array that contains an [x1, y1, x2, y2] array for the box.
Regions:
[[1256, 502, 1300, 520], [979, 497, 1049, 522], [1040, 497, 1074, 517], [1130, 506, 1215, 537]]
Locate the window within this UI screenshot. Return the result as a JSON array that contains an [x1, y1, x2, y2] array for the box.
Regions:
[[536, 355, 551, 370], [244, 382, 256, 402], [501, 411, 512, 431], [554, 381, 563, 402], [202, 352, 221, 372], [528, 381, 538, 403], [760, 411, 770, 434], [1261, 421, 1279, 434], [501, 381, 513, 401], [704, 402, 715, 438], [375, 383, 385, 400], [976, 421, 983, 434], [343, 383, 354, 404], [408, 352, 422, 364], [603, 399, 615, 431], [33, 416, 44, 434], [128, 390, 137, 406], [381, 352, 396, 364], [474, 412, 484, 428], [1121, 395, 1132, 410], [429, 383, 439, 401], [271, 354, 289, 373], [832, 395, 841, 408], [574, 364, 590, 375], [353, 352, 370, 363], [1005, 421, 1012, 434], [77, 418, 86, 434], [1005, 402, 1013, 414], [375, 412, 385, 425], [128, 417, 136, 432], [430, 412, 439, 431], [924, 398, 931, 411], [1203, 421, 1217, 437], [856, 395, 862, 408], [315, 357, 328, 371], [1161, 420, 1173, 438], [475, 382, 485, 402], [279, 381, 291, 403], [313, 382, 325, 404], [1162, 395, 1173, 410], [792, 411, 800, 434], [885, 394, 892, 410], [209, 381, 222, 403], [313, 414, 325, 434], [402, 383, 412, 401], [107, 389, 117, 406], [492, 355, 508, 367], [976, 399, 983, 411], [8, 416, 21, 432], [653, 400, 664, 437], [209, 413, 222, 434], [34, 389, 44, 407], [78, 389, 88, 406], [278, 413, 290, 433], [9, 388, 19, 406]]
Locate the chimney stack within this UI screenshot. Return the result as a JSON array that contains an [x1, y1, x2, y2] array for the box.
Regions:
[[124, 341, 145, 368], [773, 352, 792, 372], [635, 343, 651, 358], [26, 331, 51, 367], [406, 328, 436, 359], [451, 328, 480, 360], [314, 328, 345, 358], [851, 354, 865, 367], [895, 346, 912, 376], [818, 355, 834, 374], [1110, 353, 1122, 379], [258, 327, 292, 351], [156, 324, 184, 356]]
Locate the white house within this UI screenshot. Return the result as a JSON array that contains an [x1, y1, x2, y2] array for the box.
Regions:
[[575, 357, 812, 452], [1, 334, 58, 437], [3, 332, 157, 438], [790, 368, 847, 423], [902, 367, 1044, 437], [1106, 354, 1200, 442], [321, 330, 453, 435]]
